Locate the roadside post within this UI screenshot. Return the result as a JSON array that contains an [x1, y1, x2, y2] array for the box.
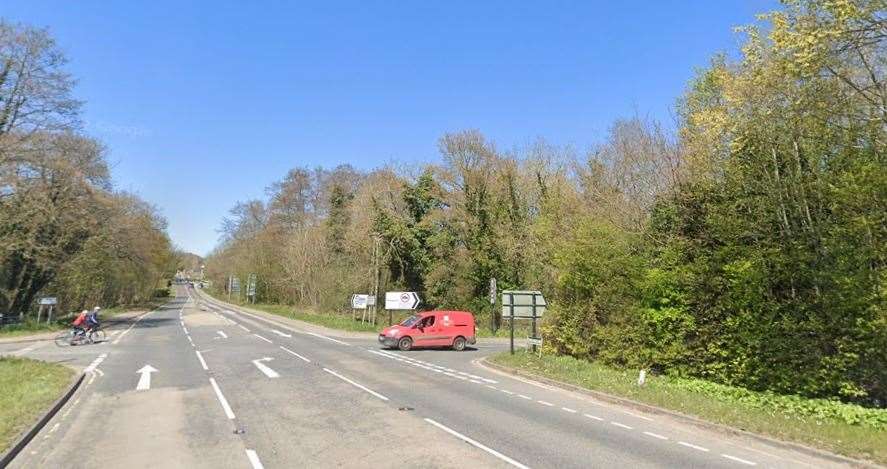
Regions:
[[367, 295, 377, 325], [501, 290, 546, 355], [384, 292, 420, 326], [246, 273, 257, 304], [489, 278, 497, 334]]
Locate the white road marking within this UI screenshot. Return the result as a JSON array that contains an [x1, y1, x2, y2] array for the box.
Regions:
[[12, 343, 40, 356], [610, 421, 633, 430], [280, 346, 310, 363], [517, 394, 532, 400], [721, 454, 757, 466], [195, 350, 208, 370], [182, 327, 189, 334], [216, 330, 228, 339], [678, 441, 710, 452], [307, 331, 350, 346], [501, 389, 515, 395], [187, 335, 195, 346], [470, 379, 483, 384], [424, 419, 530, 469], [209, 377, 235, 419], [537, 400, 554, 407], [322, 368, 388, 401], [619, 409, 655, 422], [84, 353, 107, 373], [113, 312, 150, 344], [584, 414, 604, 421], [136, 365, 158, 391], [87, 373, 96, 386], [270, 329, 292, 338], [252, 357, 280, 378], [561, 407, 577, 413], [642, 431, 668, 440], [253, 334, 273, 344], [238, 324, 251, 332], [486, 385, 498, 390], [245, 449, 264, 469]]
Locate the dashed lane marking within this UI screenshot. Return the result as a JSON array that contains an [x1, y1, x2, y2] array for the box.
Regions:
[[721, 454, 757, 466], [280, 346, 311, 363], [642, 431, 668, 440], [678, 441, 710, 452], [322, 368, 389, 401], [209, 378, 235, 419]]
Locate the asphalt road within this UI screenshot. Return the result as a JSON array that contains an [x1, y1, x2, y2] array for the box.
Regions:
[[0, 286, 856, 468]]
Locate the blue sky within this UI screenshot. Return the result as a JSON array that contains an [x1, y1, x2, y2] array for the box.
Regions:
[[3, 1, 777, 256]]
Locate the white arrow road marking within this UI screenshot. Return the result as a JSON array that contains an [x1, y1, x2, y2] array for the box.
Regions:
[[252, 357, 280, 378], [270, 329, 292, 338], [136, 365, 158, 391], [216, 330, 228, 339]]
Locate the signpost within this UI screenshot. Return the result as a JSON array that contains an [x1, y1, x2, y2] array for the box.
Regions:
[[351, 294, 369, 309], [37, 297, 58, 324], [228, 276, 241, 301], [385, 291, 420, 325], [246, 273, 257, 303], [502, 290, 546, 355]]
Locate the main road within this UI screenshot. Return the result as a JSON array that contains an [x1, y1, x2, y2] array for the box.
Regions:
[[1, 286, 854, 468]]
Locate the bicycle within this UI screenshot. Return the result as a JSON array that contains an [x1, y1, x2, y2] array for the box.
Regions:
[[54, 326, 106, 347]]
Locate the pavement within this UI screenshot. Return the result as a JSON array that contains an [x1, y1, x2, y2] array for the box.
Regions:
[[0, 286, 863, 469]]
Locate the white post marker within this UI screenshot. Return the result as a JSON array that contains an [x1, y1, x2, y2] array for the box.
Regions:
[[136, 364, 158, 391], [251, 357, 280, 378]]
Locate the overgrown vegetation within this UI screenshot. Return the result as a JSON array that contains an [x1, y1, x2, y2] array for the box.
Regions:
[[0, 357, 73, 452], [207, 0, 885, 408], [0, 21, 178, 322], [490, 352, 887, 463]]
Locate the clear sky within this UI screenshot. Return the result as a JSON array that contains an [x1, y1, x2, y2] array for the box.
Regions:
[[3, 1, 777, 256]]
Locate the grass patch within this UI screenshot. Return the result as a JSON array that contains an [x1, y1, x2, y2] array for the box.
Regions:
[[0, 357, 74, 453], [0, 300, 165, 339], [489, 351, 887, 464], [0, 320, 66, 338]]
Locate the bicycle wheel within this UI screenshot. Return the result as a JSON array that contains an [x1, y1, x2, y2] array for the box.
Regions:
[[88, 329, 106, 344], [54, 330, 74, 347]]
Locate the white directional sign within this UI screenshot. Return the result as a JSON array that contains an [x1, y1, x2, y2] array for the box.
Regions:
[[367, 295, 376, 306], [136, 364, 158, 391], [385, 291, 420, 310], [351, 294, 369, 309], [501, 291, 546, 318], [39, 297, 57, 305]]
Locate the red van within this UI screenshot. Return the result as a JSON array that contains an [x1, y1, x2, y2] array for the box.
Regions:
[[379, 311, 476, 351]]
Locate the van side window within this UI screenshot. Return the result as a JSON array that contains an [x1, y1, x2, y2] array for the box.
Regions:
[[422, 315, 435, 327]]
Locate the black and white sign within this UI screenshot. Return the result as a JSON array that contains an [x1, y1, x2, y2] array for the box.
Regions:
[[385, 291, 420, 310], [39, 297, 57, 305], [501, 290, 546, 318]]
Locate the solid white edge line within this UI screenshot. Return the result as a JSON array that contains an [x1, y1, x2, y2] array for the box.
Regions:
[[209, 377, 235, 419], [721, 454, 757, 466], [280, 346, 311, 362], [245, 449, 264, 469], [423, 418, 530, 469], [195, 350, 208, 370], [322, 368, 388, 401], [307, 331, 350, 346], [678, 441, 710, 452], [642, 431, 668, 440]]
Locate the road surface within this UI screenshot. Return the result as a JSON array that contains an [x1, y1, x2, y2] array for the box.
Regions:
[[0, 286, 855, 468]]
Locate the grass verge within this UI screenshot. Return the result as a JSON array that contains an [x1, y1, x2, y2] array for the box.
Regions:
[[0, 299, 166, 339], [0, 357, 74, 453], [488, 351, 887, 465]]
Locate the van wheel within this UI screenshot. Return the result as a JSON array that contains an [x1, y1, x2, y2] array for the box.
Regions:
[[397, 337, 413, 351], [452, 336, 467, 351]]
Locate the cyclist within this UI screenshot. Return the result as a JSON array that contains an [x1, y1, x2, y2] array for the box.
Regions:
[[72, 309, 88, 338], [85, 306, 101, 333]]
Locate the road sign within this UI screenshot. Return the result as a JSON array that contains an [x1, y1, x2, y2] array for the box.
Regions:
[[367, 295, 376, 306], [501, 291, 546, 318], [246, 273, 257, 297], [39, 297, 57, 305], [351, 294, 369, 309], [527, 336, 543, 346], [489, 278, 497, 305], [385, 291, 420, 310]]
